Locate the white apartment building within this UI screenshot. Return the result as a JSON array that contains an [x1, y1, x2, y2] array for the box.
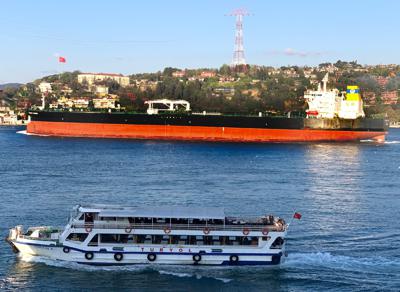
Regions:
[[78, 73, 130, 87], [38, 82, 52, 93], [93, 95, 119, 109]]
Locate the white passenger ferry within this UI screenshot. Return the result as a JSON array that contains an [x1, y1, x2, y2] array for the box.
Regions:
[[7, 205, 289, 266]]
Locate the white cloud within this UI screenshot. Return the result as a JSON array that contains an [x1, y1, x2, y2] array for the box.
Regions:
[[267, 48, 327, 57]]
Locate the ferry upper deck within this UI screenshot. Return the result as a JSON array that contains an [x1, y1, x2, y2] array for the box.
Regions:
[[69, 204, 286, 233]]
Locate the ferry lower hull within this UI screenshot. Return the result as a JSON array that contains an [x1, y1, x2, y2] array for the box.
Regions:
[[27, 121, 386, 142], [13, 241, 283, 266]]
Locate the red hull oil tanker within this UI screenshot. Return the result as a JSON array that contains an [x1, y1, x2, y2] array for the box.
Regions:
[[27, 77, 388, 142]]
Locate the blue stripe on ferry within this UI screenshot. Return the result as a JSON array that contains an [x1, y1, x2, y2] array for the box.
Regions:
[[15, 241, 282, 257], [77, 261, 280, 266], [221, 260, 278, 266]]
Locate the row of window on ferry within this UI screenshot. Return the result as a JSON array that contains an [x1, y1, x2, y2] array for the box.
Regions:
[[80, 213, 225, 225], [67, 233, 275, 246]]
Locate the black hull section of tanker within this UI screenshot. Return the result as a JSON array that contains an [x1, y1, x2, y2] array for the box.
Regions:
[[29, 111, 388, 132], [304, 118, 389, 131], [30, 111, 305, 130]]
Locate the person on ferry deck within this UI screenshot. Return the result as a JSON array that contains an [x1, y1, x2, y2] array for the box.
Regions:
[[85, 213, 94, 223]]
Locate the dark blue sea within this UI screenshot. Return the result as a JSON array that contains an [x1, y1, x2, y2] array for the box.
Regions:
[[0, 126, 399, 291]]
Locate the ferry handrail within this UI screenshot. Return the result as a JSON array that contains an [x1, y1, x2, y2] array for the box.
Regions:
[[18, 235, 57, 241], [70, 222, 286, 232]]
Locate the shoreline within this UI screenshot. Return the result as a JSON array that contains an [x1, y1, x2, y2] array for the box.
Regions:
[[0, 124, 27, 127]]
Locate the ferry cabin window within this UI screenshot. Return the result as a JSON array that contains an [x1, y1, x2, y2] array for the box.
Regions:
[[100, 234, 116, 243], [95, 234, 259, 246], [222, 236, 258, 246], [143, 235, 259, 246], [271, 237, 284, 249], [155, 218, 166, 224], [170, 218, 189, 225], [115, 218, 225, 225], [84, 213, 94, 223], [88, 234, 99, 246], [192, 219, 207, 225], [135, 217, 152, 224], [100, 234, 130, 243], [100, 217, 117, 221], [66, 233, 88, 242]]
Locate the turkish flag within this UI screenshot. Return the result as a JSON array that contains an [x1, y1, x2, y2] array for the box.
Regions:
[[58, 56, 66, 63], [293, 212, 302, 220]]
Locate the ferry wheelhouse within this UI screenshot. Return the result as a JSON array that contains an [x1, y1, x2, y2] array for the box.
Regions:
[[7, 205, 288, 266]]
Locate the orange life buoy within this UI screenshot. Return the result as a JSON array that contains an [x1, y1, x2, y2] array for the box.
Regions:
[[262, 228, 269, 235], [85, 226, 92, 233], [203, 227, 210, 235], [164, 226, 171, 234], [242, 227, 250, 235]]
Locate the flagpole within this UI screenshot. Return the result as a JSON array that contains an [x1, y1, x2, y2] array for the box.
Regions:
[[287, 209, 302, 230], [287, 209, 296, 229]]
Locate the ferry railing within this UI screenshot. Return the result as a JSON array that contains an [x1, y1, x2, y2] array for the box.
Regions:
[[17, 235, 57, 241], [71, 222, 286, 232]]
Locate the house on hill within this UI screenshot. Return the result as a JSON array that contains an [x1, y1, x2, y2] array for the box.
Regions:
[[78, 73, 130, 87]]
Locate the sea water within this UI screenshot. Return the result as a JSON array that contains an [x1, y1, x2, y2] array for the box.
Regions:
[[1, 126, 399, 291]]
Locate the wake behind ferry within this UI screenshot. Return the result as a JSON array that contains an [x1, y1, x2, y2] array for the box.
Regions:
[[6, 205, 292, 266], [27, 74, 388, 143]]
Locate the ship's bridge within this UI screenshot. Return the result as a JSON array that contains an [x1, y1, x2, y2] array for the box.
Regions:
[[304, 73, 365, 119]]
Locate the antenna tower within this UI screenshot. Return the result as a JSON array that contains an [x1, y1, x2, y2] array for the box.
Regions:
[[228, 8, 250, 67]]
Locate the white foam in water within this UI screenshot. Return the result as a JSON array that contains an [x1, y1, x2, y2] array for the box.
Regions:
[[284, 252, 400, 272], [18, 254, 233, 283], [18, 254, 147, 272], [157, 269, 232, 283], [360, 139, 400, 144], [158, 270, 194, 278], [214, 277, 232, 284], [16, 130, 50, 137], [20, 252, 399, 282]]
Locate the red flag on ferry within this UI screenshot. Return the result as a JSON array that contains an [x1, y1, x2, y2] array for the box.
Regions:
[[58, 56, 66, 63], [293, 212, 302, 220]]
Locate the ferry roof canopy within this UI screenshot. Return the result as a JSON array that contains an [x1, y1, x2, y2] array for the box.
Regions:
[[78, 205, 226, 220]]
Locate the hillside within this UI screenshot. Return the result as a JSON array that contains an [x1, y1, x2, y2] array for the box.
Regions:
[[0, 83, 23, 90], [1, 61, 400, 122]]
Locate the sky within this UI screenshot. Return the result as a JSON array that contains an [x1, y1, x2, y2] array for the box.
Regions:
[[0, 0, 399, 83]]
